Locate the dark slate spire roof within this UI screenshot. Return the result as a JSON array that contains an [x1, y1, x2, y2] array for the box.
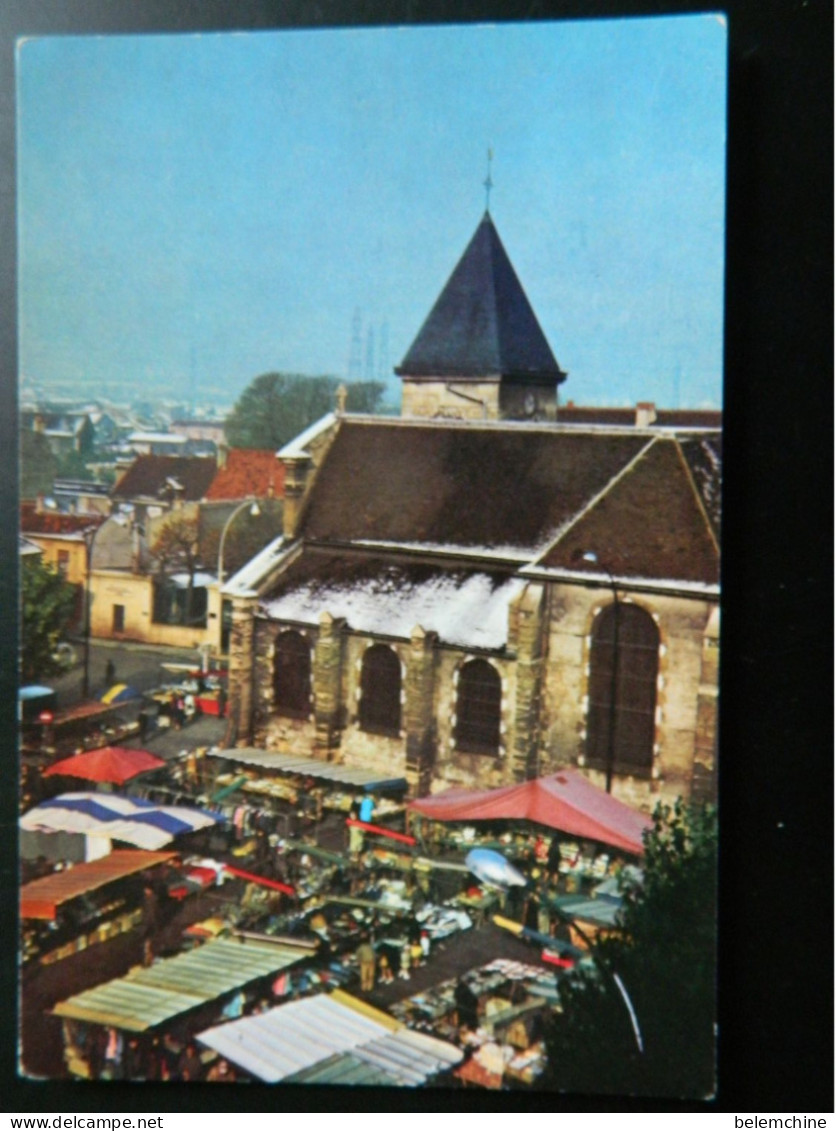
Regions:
[[396, 212, 566, 384]]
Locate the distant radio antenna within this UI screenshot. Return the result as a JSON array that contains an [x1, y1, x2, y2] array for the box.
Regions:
[[377, 320, 390, 380], [364, 323, 376, 380], [483, 146, 494, 212], [347, 308, 363, 381], [189, 340, 197, 417]]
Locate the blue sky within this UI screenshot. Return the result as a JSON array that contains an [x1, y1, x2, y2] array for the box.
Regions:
[[17, 16, 726, 410]]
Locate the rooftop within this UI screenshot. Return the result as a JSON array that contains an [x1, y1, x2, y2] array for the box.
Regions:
[[205, 448, 285, 501], [20, 504, 106, 537], [261, 549, 525, 650], [396, 212, 565, 384], [111, 455, 218, 502]]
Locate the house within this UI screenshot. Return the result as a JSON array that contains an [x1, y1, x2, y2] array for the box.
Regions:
[[20, 504, 107, 628], [86, 449, 285, 651], [21, 409, 95, 460], [221, 211, 720, 809], [110, 454, 218, 522], [124, 431, 191, 457], [558, 402, 722, 429], [19, 502, 104, 588], [51, 479, 112, 516], [169, 418, 228, 447]]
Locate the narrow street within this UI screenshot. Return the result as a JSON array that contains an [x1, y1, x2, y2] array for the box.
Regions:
[[49, 639, 215, 710]]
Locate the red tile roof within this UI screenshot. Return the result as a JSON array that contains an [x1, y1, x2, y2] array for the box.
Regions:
[[559, 405, 722, 428], [205, 449, 285, 501], [20, 504, 106, 536]]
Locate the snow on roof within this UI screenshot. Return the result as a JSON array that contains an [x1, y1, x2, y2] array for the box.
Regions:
[[518, 563, 720, 597], [222, 534, 291, 597], [127, 431, 188, 444], [277, 413, 336, 459], [263, 566, 525, 650], [351, 538, 539, 563]]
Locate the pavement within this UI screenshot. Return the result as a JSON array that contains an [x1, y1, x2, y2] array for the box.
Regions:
[[362, 919, 550, 1013], [49, 639, 213, 710], [124, 712, 229, 759]]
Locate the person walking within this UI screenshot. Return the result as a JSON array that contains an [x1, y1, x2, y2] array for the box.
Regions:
[[177, 1042, 204, 1082], [357, 935, 376, 992], [141, 885, 159, 967], [105, 659, 116, 687]]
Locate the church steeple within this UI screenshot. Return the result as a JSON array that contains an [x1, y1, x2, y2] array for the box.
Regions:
[[396, 211, 566, 421]]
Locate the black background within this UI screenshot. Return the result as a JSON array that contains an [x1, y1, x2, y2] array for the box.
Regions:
[[0, 0, 832, 1114]]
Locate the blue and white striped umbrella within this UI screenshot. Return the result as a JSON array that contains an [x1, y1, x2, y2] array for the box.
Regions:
[[20, 792, 216, 850]]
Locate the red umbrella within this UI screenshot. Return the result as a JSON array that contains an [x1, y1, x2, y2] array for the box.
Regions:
[[43, 746, 166, 784]]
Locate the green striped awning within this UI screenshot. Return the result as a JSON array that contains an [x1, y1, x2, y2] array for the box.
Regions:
[[210, 748, 407, 793], [53, 937, 305, 1032]]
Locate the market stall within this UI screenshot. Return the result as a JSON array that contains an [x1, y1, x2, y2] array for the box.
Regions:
[[20, 792, 218, 857], [196, 988, 462, 1086], [409, 770, 652, 856], [388, 958, 562, 1089], [408, 770, 652, 898], [207, 748, 407, 820], [20, 849, 176, 966], [20, 698, 142, 758], [42, 746, 166, 785], [52, 934, 313, 1078]]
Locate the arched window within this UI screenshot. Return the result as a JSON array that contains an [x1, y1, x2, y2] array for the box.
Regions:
[[455, 659, 502, 756], [359, 644, 401, 736], [273, 630, 311, 718], [586, 603, 659, 774]]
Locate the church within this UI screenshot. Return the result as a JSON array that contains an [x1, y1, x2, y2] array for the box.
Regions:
[[222, 211, 720, 810]]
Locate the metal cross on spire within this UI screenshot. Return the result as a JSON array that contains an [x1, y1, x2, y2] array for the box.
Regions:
[[483, 146, 494, 212]]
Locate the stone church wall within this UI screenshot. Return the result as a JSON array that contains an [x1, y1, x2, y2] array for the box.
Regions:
[[539, 584, 718, 810], [245, 581, 718, 806], [400, 379, 501, 421]]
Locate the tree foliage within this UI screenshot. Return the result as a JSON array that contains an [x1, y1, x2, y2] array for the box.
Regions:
[[542, 800, 718, 1099], [20, 429, 59, 500], [224, 372, 385, 450], [150, 512, 201, 575], [20, 559, 78, 682], [55, 447, 92, 480], [150, 512, 202, 623]]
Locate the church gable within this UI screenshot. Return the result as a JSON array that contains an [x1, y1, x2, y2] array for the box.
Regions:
[[537, 437, 720, 585]]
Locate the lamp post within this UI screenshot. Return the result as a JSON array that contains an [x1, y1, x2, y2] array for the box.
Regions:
[[216, 499, 260, 661], [582, 551, 619, 794], [81, 521, 103, 700], [217, 498, 261, 587]]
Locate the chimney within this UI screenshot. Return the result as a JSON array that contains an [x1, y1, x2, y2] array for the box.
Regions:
[[35, 493, 44, 515], [335, 384, 348, 416], [636, 402, 657, 428], [33, 414, 45, 434], [131, 522, 143, 574], [282, 455, 312, 539], [217, 440, 229, 470]]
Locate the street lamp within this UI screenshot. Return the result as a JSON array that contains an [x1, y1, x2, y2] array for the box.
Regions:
[[582, 550, 619, 794], [217, 498, 261, 587], [81, 521, 104, 700]]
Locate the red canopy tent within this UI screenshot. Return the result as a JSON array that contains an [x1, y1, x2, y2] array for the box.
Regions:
[[408, 769, 652, 856], [42, 746, 165, 785]]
